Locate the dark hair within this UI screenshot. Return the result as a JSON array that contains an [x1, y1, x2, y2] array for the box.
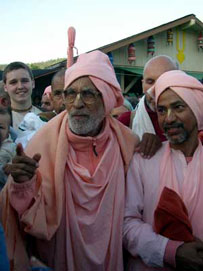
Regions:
[[51, 68, 66, 89], [3, 61, 34, 83], [0, 107, 12, 126], [0, 81, 11, 107]]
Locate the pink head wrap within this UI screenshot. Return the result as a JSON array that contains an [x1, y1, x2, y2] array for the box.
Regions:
[[64, 50, 124, 114], [154, 70, 203, 130], [43, 86, 52, 99]]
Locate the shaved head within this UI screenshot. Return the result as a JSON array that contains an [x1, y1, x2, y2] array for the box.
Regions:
[[50, 69, 66, 114], [143, 55, 178, 75], [142, 55, 179, 111], [51, 68, 66, 91]]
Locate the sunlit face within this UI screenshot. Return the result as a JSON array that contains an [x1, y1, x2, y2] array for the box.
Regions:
[[51, 76, 66, 114], [65, 77, 105, 136], [157, 88, 197, 146], [4, 69, 34, 105], [41, 95, 54, 112], [142, 57, 177, 111], [0, 113, 10, 141]]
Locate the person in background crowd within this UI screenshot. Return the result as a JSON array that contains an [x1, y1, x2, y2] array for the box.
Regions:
[[40, 86, 54, 112], [39, 69, 66, 122], [132, 55, 179, 140], [0, 107, 16, 190], [0, 81, 17, 141], [3, 62, 42, 135], [118, 55, 178, 133], [111, 98, 133, 119], [0, 50, 139, 271], [123, 70, 203, 271], [51, 68, 66, 114]]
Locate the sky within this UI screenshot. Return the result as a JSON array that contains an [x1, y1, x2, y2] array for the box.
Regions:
[[0, 0, 203, 64]]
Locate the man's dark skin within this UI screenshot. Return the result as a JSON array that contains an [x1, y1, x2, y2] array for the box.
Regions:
[[176, 241, 203, 271], [133, 56, 179, 159], [157, 88, 203, 271], [135, 133, 162, 159], [4, 144, 40, 183]]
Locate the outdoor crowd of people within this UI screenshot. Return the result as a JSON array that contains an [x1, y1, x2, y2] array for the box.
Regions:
[[0, 50, 203, 271]]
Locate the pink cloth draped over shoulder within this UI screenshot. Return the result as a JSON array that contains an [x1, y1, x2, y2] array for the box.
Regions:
[[0, 111, 138, 271], [153, 70, 203, 241]]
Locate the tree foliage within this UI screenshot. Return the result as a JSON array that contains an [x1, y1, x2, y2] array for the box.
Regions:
[[0, 58, 66, 71]]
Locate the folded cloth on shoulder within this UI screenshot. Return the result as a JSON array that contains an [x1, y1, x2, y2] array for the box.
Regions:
[[154, 187, 194, 242]]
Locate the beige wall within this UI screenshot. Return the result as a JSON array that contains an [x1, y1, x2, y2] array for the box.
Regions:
[[111, 26, 203, 73]]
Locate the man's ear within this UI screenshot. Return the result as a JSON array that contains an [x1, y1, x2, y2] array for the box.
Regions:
[[3, 83, 8, 92], [32, 80, 35, 89]]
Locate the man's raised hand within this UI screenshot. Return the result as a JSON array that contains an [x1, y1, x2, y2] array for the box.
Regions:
[[8, 143, 41, 183]]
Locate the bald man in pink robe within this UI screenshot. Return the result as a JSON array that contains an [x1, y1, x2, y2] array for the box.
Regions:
[[0, 51, 139, 271], [123, 70, 203, 271]]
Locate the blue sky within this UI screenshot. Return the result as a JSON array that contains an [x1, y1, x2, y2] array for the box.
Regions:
[[0, 0, 203, 64]]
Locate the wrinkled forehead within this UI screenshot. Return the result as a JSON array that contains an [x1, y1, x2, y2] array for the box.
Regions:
[[66, 76, 101, 94], [157, 88, 184, 104]]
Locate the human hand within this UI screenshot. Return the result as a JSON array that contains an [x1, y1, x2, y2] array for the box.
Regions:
[[134, 133, 162, 159], [8, 143, 41, 183], [176, 241, 203, 270]]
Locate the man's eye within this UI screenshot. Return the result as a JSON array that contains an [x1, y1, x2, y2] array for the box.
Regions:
[[157, 107, 166, 114], [146, 79, 154, 85], [64, 89, 76, 98], [82, 90, 95, 98], [175, 105, 184, 110], [9, 80, 17, 85], [21, 78, 29, 83], [66, 90, 76, 96], [53, 90, 62, 97]]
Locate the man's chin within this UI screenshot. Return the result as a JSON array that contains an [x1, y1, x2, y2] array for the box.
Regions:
[[166, 134, 187, 145]]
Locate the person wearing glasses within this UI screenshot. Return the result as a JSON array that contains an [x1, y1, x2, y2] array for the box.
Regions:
[[0, 50, 139, 271]]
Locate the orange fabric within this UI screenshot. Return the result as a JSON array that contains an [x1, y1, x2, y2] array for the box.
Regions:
[[154, 187, 194, 242], [0, 111, 138, 270]]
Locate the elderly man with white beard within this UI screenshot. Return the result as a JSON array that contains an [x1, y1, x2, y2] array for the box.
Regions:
[[0, 50, 139, 271]]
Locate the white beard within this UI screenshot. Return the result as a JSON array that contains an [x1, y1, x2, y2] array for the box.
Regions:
[[68, 106, 105, 136]]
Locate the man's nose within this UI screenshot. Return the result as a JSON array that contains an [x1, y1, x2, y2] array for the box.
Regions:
[[73, 93, 84, 108], [165, 108, 176, 123], [17, 81, 23, 89]]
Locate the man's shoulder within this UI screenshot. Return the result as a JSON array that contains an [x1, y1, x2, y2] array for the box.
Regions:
[[132, 142, 167, 165], [38, 111, 57, 122], [31, 105, 42, 114]]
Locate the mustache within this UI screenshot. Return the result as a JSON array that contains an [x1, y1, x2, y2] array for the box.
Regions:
[[69, 110, 89, 117], [163, 122, 184, 132]]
